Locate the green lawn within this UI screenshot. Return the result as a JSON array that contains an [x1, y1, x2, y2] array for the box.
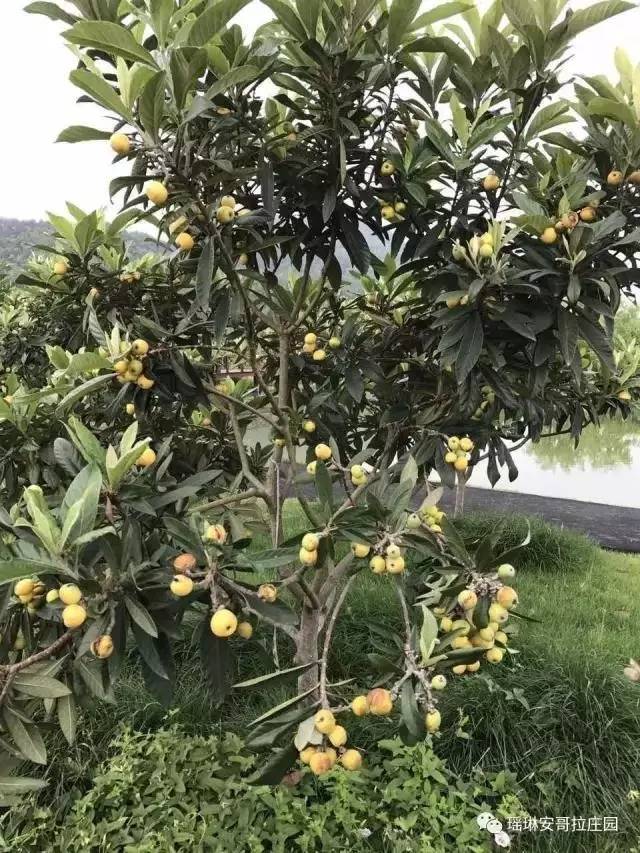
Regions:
[[33, 509, 640, 851]]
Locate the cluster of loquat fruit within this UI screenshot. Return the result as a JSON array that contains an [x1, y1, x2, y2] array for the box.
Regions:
[[444, 435, 474, 473], [540, 199, 601, 244], [436, 562, 519, 675], [300, 330, 341, 361], [306, 445, 369, 490], [113, 338, 155, 391], [12, 579, 114, 657], [407, 501, 446, 535], [378, 197, 407, 222], [300, 707, 364, 774]]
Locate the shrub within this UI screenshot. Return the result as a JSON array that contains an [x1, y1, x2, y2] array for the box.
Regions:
[[0, 726, 525, 853]]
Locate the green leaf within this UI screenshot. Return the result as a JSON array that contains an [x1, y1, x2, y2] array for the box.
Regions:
[[2, 709, 47, 765], [65, 417, 106, 467], [565, 0, 633, 37], [199, 619, 235, 703], [56, 373, 114, 414], [25, 1, 77, 24], [205, 66, 259, 99], [234, 661, 318, 689], [587, 96, 637, 126], [557, 308, 578, 365], [419, 605, 439, 662], [388, 0, 422, 52], [56, 125, 111, 143], [182, 0, 251, 46], [449, 92, 469, 147], [67, 352, 112, 375], [69, 69, 134, 123], [57, 693, 76, 745], [413, 1, 472, 28], [0, 776, 47, 794], [0, 559, 62, 585], [315, 461, 333, 509], [124, 595, 158, 637], [64, 21, 158, 67], [139, 71, 166, 141], [261, 0, 308, 41], [75, 658, 113, 702], [248, 742, 298, 785], [12, 674, 71, 699], [455, 313, 484, 382], [107, 439, 150, 491]]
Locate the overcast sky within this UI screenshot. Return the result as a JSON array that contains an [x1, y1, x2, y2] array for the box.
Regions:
[[2, 0, 639, 222]]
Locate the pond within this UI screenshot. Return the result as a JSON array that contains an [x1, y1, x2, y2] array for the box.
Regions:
[[472, 417, 640, 508]]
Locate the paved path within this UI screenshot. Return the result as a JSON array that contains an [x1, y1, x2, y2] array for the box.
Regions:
[[439, 487, 640, 553]]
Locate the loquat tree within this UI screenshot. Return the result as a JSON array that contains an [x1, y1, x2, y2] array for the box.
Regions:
[[1, 0, 640, 788]]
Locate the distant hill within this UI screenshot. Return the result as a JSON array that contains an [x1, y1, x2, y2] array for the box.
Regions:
[[0, 217, 159, 270]]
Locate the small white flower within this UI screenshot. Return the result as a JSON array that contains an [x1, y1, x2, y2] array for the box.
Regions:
[[487, 818, 503, 834], [476, 812, 494, 829], [494, 830, 511, 848], [358, 828, 372, 838]]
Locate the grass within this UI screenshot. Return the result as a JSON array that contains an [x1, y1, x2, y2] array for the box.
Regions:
[[29, 508, 640, 851]]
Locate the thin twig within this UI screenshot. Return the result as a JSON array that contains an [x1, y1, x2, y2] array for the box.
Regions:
[[319, 574, 356, 706]]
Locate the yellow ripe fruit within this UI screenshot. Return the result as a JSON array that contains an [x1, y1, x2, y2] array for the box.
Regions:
[[299, 746, 316, 765], [470, 633, 488, 648], [216, 205, 235, 224], [483, 174, 500, 192], [123, 370, 139, 383], [53, 260, 69, 276], [14, 579, 35, 598], [459, 437, 473, 452], [59, 584, 82, 606], [454, 456, 468, 472], [237, 621, 253, 640], [328, 336, 341, 349], [170, 574, 194, 597], [451, 619, 471, 635], [110, 132, 130, 155], [457, 589, 477, 610], [302, 343, 316, 354], [444, 451, 457, 464], [301, 533, 319, 551], [380, 160, 395, 176], [314, 709, 336, 734], [302, 420, 316, 434], [125, 403, 135, 416], [340, 749, 363, 770], [62, 604, 87, 629], [350, 465, 365, 480], [495, 630, 508, 645], [210, 608, 238, 638], [466, 660, 481, 672], [304, 332, 317, 346], [425, 709, 442, 733], [367, 687, 393, 715], [114, 360, 128, 375], [137, 376, 155, 390], [220, 195, 236, 209], [309, 751, 334, 775], [496, 586, 518, 609], [541, 227, 557, 244], [619, 390, 632, 401], [351, 695, 369, 716], [488, 621, 500, 632], [478, 626, 495, 642], [315, 443, 332, 461], [451, 664, 467, 675], [299, 547, 318, 566], [440, 617, 453, 632], [274, 437, 286, 448], [370, 555, 386, 574], [381, 205, 396, 221], [386, 556, 405, 574], [238, 253, 249, 266], [351, 543, 371, 559], [18, 594, 33, 605], [628, 170, 640, 185], [205, 524, 227, 544], [447, 437, 460, 451], [176, 232, 195, 251], [452, 636, 471, 649], [312, 349, 327, 361], [579, 206, 596, 222], [394, 201, 407, 215], [431, 674, 447, 690], [136, 447, 156, 467], [145, 181, 168, 206], [386, 543, 401, 558], [258, 583, 277, 602], [607, 170, 624, 187], [3, 395, 14, 405], [46, 589, 59, 604], [479, 243, 493, 259], [486, 647, 505, 663], [445, 295, 460, 309], [128, 359, 143, 376], [306, 461, 317, 475], [173, 553, 197, 573], [132, 339, 149, 356], [91, 634, 114, 659], [328, 725, 348, 747], [488, 602, 509, 624]]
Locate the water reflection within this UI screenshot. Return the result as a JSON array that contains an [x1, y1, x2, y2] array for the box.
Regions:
[[530, 418, 640, 470]]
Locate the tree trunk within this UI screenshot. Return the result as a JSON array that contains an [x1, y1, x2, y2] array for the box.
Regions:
[[454, 470, 466, 517], [296, 606, 322, 695]]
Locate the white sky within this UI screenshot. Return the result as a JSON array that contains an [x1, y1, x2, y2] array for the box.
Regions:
[[2, 0, 639, 221]]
